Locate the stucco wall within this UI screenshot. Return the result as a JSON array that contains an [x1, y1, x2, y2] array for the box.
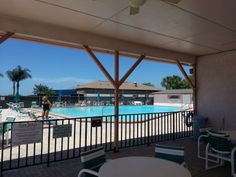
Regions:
[[197, 50, 236, 130], [154, 94, 192, 107], [182, 95, 192, 105]]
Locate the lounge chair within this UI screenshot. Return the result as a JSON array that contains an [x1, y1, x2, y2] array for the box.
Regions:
[[18, 102, 24, 108], [6, 102, 14, 109], [205, 130, 236, 176], [78, 146, 106, 177], [6, 102, 22, 112], [155, 144, 185, 166], [31, 101, 39, 108]]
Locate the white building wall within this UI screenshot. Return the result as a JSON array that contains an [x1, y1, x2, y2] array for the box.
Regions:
[[182, 94, 192, 105], [197, 50, 236, 130], [154, 94, 192, 107], [154, 94, 182, 107], [154, 95, 167, 104]]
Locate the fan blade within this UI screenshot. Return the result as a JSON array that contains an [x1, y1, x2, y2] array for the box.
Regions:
[[161, 0, 182, 4], [130, 6, 140, 15]]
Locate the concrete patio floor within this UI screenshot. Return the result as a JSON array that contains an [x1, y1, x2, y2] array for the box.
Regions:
[[3, 138, 231, 177]]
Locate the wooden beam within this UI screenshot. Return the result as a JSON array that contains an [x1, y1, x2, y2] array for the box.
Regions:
[[114, 51, 119, 84], [114, 50, 119, 152], [0, 32, 14, 44], [11, 35, 192, 66], [83, 45, 115, 87], [118, 55, 145, 87], [176, 60, 195, 89]]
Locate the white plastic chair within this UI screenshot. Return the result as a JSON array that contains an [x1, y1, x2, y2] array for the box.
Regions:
[[78, 169, 100, 177], [205, 130, 236, 177], [197, 127, 212, 160], [78, 146, 106, 177]]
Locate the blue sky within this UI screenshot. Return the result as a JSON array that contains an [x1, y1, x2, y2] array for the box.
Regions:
[[0, 39, 190, 96]]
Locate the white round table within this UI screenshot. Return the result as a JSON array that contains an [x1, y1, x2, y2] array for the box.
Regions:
[[99, 156, 192, 177]]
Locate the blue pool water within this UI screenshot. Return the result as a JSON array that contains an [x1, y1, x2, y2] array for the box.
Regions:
[[50, 106, 180, 118]]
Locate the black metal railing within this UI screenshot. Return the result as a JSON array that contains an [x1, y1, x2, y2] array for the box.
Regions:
[[0, 110, 193, 175]]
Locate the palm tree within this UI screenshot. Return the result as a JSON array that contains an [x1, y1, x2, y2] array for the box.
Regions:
[[14, 65, 32, 97], [6, 66, 32, 98], [6, 69, 18, 96], [33, 84, 54, 96]]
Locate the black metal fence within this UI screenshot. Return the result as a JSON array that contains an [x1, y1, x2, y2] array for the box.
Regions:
[[0, 111, 193, 175], [0, 95, 154, 108]]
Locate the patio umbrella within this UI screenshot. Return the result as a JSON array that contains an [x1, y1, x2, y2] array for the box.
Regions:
[[121, 95, 125, 102], [97, 93, 101, 102], [15, 92, 20, 102], [57, 94, 62, 102]]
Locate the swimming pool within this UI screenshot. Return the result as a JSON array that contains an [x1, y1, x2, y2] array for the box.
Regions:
[[50, 105, 180, 118]]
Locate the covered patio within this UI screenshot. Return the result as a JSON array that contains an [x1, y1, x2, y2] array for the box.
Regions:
[[0, 0, 236, 177], [3, 139, 232, 177]]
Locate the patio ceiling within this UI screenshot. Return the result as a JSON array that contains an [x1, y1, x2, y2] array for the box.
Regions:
[[0, 0, 236, 64]]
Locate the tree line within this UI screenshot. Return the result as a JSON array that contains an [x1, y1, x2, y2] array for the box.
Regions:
[[161, 75, 192, 90], [143, 75, 192, 90]]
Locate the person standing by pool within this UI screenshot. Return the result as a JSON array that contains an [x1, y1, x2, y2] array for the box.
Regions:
[[42, 96, 52, 119]]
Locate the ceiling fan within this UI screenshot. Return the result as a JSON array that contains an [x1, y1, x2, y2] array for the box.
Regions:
[[129, 0, 182, 15]]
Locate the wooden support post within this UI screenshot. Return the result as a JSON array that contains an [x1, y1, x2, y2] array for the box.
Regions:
[[83, 45, 115, 87], [176, 60, 197, 113], [84, 45, 145, 152], [0, 32, 14, 44], [118, 55, 145, 87], [114, 51, 119, 152], [176, 60, 194, 89], [192, 64, 197, 114]]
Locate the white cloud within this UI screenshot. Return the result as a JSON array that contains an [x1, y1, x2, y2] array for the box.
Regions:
[[32, 77, 92, 84]]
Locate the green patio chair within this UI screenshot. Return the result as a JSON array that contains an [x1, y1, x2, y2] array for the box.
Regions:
[[0, 123, 5, 135], [5, 116, 15, 131], [0, 123, 10, 144], [197, 127, 212, 160], [155, 144, 185, 166], [205, 130, 236, 177], [78, 146, 106, 177], [0, 116, 16, 146]]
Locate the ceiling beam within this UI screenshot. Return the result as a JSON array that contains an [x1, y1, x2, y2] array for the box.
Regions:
[[0, 14, 196, 64], [0, 32, 14, 44], [83, 45, 116, 87], [118, 55, 145, 87]]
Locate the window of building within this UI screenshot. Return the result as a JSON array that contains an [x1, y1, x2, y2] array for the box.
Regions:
[[168, 95, 180, 99]]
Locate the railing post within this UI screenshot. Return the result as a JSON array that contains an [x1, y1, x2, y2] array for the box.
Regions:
[[172, 113, 175, 141], [0, 123, 5, 176], [147, 114, 150, 146], [47, 121, 51, 167]]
